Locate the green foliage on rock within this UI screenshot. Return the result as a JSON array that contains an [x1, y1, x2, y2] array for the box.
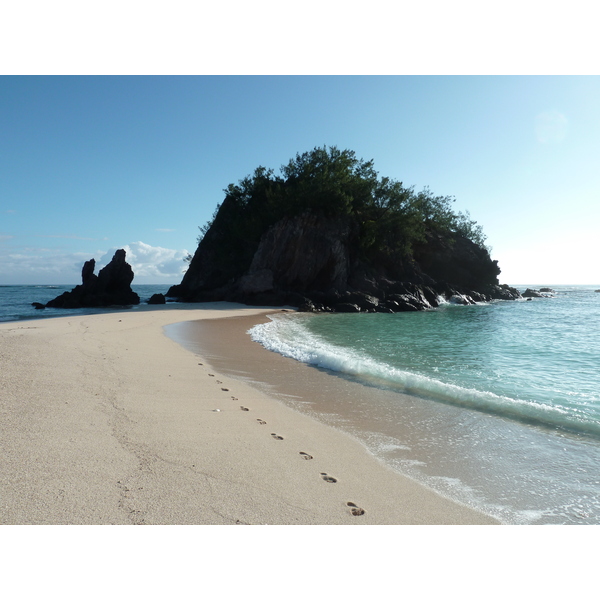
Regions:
[[195, 145, 490, 281]]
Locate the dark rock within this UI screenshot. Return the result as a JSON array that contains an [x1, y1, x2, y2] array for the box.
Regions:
[[539, 287, 555, 293], [334, 302, 361, 313], [485, 284, 522, 301], [31, 302, 45, 310], [81, 259, 96, 285], [340, 291, 379, 312], [522, 288, 543, 298], [148, 293, 166, 305], [387, 294, 422, 311], [375, 303, 397, 314], [413, 229, 501, 290], [170, 205, 519, 312], [298, 300, 317, 312], [449, 294, 474, 305], [46, 249, 140, 308], [244, 213, 352, 294]]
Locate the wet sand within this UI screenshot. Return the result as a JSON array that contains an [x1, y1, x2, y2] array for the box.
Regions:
[[0, 302, 497, 524]]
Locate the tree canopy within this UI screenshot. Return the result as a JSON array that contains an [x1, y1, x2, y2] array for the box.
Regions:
[[195, 146, 490, 277]]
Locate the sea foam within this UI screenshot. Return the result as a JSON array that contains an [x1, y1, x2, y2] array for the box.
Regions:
[[249, 313, 600, 438]]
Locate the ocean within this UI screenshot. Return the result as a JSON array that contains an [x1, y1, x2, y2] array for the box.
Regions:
[[0, 284, 179, 323], [249, 286, 600, 524], [4, 283, 600, 524]]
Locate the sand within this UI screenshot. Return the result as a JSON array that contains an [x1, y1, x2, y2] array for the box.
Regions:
[[0, 302, 498, 525]]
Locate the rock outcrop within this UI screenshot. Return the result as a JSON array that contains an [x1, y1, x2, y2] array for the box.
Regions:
[[46, 249, 140, 308], [168, 211, 521, 312], [148, 293, 166, 305], [522, 288, 555, 298]]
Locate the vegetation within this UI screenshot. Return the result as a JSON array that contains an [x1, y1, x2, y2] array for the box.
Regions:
[[195, 146, 490, 278]]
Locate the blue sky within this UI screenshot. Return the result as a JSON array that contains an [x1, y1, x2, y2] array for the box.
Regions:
[[2, 75, 599, 285]]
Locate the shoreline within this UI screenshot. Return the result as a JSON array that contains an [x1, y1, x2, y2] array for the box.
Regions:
[[1, 303, 497, 524]]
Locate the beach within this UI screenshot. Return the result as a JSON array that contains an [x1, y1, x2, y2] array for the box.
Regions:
[[0, 302, 497, 525]]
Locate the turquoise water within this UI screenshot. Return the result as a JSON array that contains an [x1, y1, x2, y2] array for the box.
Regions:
[[250, 286, 600, 524], [5, 283, 600, 523]]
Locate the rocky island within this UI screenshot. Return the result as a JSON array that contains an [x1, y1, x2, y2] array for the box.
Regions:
[[168, 147, 520, 312]]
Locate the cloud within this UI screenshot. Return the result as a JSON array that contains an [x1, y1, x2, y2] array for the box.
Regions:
[[535, 110, 569, 143], [0, 241, 190, 284], [0, 247, 93, 283], [99, 241, 191, 280]]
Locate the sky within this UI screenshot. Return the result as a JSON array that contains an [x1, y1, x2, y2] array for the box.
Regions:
[[1, 1, 599, 287], [1, 75, 599, 286]]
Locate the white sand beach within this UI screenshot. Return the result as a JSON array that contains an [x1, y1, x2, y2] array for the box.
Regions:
[[0, 303, 497, 525]]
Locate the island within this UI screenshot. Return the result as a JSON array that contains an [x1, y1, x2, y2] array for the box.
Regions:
[[168, 146, 520, 311]]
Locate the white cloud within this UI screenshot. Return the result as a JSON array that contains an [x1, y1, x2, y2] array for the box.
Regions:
[[99, 241, 190, 281], [0, 241, 190, 285], [0, 248, 92, 284]]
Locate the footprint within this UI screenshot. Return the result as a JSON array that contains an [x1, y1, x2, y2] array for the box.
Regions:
[[299, 452, 313, 460], [198, 362, 203, 366], [208, 374, 215, 377], [240, 406, 250, 411], [320, 472, 337, 483], [256, 419, 267, 425], [271, 433, 284, 440], [347, 502, 365, 516], [216, 380, 223, 384], [221, 388, 229, 392]]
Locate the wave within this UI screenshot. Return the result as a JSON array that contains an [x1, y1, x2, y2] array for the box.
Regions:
[[249, 315, 600, 438]]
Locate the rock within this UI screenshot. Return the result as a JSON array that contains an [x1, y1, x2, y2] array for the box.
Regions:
[[46, 249, 140, 308], [522, 288, 543, 298], [486, 284, 522, 301], [31, 302, 45, 310], [81, 259, 96, 285], [298, 300, 318, 312], [539, 287, 555, 293], [595, 289, 600, 293], [148, 293, 166, 305], [170, 203, 518, 312], [243, 213, 351, 294], [387, 294, 423, 311], [413, 229, 501, 290], [375, 303, 397, 313], [334, 302, 361, 313], [237, 269, 275, 295], [449, 294, 474, 305], [340, 291, 379, 312]]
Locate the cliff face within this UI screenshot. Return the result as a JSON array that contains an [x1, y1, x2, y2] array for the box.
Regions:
[[168, 212, 520, 312]]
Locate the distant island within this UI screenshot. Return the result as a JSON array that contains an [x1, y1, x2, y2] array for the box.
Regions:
[[168, 146, 521, 312]]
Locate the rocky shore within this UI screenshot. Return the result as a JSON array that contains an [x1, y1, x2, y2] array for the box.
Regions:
[[168, 212, 521, 313]]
